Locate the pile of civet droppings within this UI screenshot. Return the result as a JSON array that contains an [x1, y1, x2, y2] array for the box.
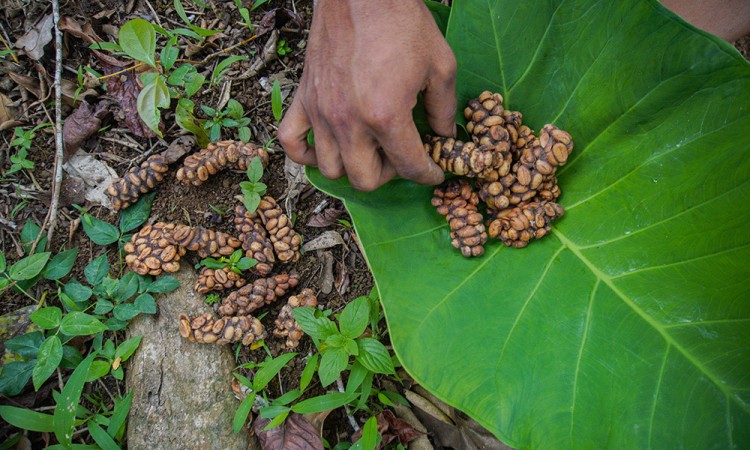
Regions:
[[110, 140, 311, 348], [426, 91, 573, 256]]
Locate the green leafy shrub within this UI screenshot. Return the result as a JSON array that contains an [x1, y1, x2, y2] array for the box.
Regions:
[[308, 0, 750, 448]]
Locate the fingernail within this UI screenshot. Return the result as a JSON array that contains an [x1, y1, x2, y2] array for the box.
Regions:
[[452, 123, 457, 137]]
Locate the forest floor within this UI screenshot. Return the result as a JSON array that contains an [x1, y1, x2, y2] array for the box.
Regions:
[[1, 0, 749, 448]]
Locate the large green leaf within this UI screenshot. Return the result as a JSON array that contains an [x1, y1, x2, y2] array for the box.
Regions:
[[307, 0, 750, 448]]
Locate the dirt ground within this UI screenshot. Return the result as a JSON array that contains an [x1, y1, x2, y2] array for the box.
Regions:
[[0, 0, 381, 446]]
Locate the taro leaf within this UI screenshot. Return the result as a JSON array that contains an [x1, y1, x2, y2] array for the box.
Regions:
[[307, 0, 750, 448], [254, 413, 324, 450]]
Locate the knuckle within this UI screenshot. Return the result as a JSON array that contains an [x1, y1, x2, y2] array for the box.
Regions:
[[349, 175, 381, 192], [323, 105, 351, 129], [433, 50, 457, 84], [319, 164, 345, 180], [363, 103, 400, 133]]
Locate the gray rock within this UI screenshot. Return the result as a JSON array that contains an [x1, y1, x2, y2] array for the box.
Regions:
[[126, 267, 250, 450]]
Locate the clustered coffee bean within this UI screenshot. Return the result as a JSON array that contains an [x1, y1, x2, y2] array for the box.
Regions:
[[175, 140, 269, 186], [123, 222, 186, 276], [107, 155, 169, 210], [273, 288, 319, 349], [249, 197, 302, 264], [178, 313, 266, 346], [427, 91, 574, 254], [234, 205, 275, 276], [194, 266, 247, 294], [217, 273, 300, 317]]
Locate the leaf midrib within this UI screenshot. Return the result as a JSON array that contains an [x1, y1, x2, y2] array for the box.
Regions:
[[552, 228, 747, 414]]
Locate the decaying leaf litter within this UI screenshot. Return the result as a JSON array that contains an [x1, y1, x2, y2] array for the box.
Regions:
[[0, 0, 429, 447]]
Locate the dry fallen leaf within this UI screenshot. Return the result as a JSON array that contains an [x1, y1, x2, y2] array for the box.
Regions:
[[301, 230, 345, 252], [254, 413, 323, 450], [63, 150, 118, 209], [0, 93, 17, 127], [335, 261, 350, 296], [7, 72, 42, 99], [318, 251, 335, 295], [102, 62, 156, 138], [406, 388, 511, 450], [63, 101, 109, 161], [15, 14, 54, 60], [351, 410, 426, 449], [256, 7, 305, 36], [306, 208, 345, 228], [162, 135, 196, 164]]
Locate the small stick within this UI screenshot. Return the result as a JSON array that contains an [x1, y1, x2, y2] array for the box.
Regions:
[[336, 377, 360, 432], [46, 0, 65, 249]]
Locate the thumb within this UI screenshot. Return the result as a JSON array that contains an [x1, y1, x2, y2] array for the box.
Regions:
[[278, 97, 317, 166]]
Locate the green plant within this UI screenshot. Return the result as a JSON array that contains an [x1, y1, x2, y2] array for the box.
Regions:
[[0, 352, 134, 449], [210, 55, 249, 87], [204, 292, 221, 305], [308, 0, 750, 448], [232, 352, 298, 431], [233, 0, 253, 31], [252, 289, 399, 435], [271, 79, 283, 123], [251, 0, 271, 10], [197, 248, 257, 274], [76, 192, 155, 250], [240, 156, 267, 213], [276, 39, 292, 56], [200, 99, 252, 142], [5, 123, 50, 176]]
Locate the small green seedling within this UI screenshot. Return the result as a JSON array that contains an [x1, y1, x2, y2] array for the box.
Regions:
[[277, 39, 292, 56], [271, 79, 283, 122], [197, 249, 257, 274], [240, 156, 267, 213], [201, 99, 252, 142]]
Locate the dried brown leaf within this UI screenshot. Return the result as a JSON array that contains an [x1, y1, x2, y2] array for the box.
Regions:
[[0, 93, 16, 126], [63, 101, 108, 160], [7, 72, 42, 98], [301, 231, 345, 252], [254, 413, 323, 450], [351, 410, 426, 449], [59, 17, 126, 67], [162, 135, 195, 164], [15, 14, 54, 60], [318, 251, 334, 295], [335, 261, 350, 296], [407, 389, 511, 450], [256, 8, 305, 36], [102, 62, 155, 138], [306, 208, 345, 228]]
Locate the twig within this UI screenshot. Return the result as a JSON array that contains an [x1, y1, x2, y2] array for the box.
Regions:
[[0, 22, 18, 63], [46, 0, 65, 250], [336, 377, 360, 432], [97, 62, 144, 81], [195, 35, 258, 68], [144, 0, 163, 28]]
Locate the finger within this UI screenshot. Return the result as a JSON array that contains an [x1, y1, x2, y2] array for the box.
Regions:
[[310, 122, 346, 180], [339, 131, 396, 192], [423, 49, 458, 137], [278, 97, 317, 166], [378, 119, 445, 186]]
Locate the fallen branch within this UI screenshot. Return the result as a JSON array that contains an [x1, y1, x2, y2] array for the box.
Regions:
[[46, 0, 65, 249]]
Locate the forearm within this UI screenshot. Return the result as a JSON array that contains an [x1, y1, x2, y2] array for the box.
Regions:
[[661, 0, 750, 41]]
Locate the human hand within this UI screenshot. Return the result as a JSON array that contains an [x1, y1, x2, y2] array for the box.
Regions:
[[278, 0, 457, 191]]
